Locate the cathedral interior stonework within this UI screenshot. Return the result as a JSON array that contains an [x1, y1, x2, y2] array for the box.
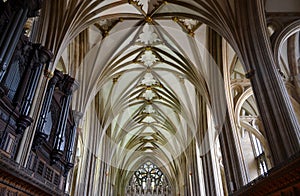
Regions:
[[0, 0, 299, 195]]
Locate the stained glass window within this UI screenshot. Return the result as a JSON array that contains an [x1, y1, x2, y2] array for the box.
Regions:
[[133, 161, 164, 187], [127, 161, 171, 195]]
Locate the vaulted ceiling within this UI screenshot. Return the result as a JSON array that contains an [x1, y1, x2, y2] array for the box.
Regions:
[[88, 0, 224, 182], [62, 0, 227, 188], [38, 0, 299, 191], [0, 0, 299, 195]]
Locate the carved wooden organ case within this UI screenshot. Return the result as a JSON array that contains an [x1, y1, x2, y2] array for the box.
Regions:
[[28, 70, 78, 190], [0, 0, 78, 194], [0, 0, 51, 159]]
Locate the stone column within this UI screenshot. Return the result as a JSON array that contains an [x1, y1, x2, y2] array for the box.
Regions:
[[201, 151, 217, 195], [219, 113, 248, 193], [207, 28, 248, 192], [184, 140, 201, 196], [183, 155, 191, 196], [207, 27, 248, 193], [196, 95, 217, 196], [235, 0, 300, 165]]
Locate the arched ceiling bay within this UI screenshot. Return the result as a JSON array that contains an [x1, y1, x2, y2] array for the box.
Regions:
[[71, 0, 227, 184]]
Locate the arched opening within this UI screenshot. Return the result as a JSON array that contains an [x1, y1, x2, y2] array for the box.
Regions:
[[126, 161, 171, 195]]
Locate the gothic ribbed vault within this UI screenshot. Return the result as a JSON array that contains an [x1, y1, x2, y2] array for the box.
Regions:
[[70, 1, 226, 194], [1, 0, 296, 195]]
